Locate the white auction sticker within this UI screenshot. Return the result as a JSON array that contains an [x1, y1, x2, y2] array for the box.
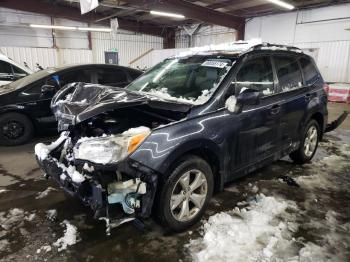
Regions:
[[201, 60, 228, 68]]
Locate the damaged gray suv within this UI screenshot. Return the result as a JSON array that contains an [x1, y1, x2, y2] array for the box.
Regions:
[[35, 43, 346, 233]]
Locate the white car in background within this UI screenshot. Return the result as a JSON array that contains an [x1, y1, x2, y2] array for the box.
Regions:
[[0, 54, 32, 86]]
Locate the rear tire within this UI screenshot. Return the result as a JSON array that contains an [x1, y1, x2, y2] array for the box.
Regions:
[[156, 155, 213, 232], [0, 112, 34, 146], [290, 119, 320, 164]]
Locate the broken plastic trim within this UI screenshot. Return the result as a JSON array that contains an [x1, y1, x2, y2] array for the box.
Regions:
[[107, 178, 147, 214]]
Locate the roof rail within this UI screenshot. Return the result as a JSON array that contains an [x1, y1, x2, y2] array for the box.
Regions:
[[250, 43, 302, 53]]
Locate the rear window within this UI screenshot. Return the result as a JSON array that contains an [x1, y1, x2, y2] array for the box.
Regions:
[[299, 57, 319, 85], [274, 56, 303, 92]]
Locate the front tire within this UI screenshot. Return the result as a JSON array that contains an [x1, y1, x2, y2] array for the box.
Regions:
[[290, 119, 320, 164], [157, 155, 214, 231], [0, 112, 34, 146]]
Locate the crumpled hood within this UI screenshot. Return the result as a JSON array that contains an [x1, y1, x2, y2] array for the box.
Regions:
[[51, 82, 192, 130]]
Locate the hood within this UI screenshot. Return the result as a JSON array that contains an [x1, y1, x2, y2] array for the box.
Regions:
[[51, 82, 192, 129]]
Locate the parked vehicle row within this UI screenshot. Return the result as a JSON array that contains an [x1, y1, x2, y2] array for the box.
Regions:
[[34, 43, 347, 233], [0, 64, 142, 145]]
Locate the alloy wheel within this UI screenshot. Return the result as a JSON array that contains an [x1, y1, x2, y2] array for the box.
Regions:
[[304, 125, 318, 157], [2, 120, 25, 140], [170, 169, 208, 222]]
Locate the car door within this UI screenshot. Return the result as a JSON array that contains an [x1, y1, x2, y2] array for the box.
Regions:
[[272, 55, 309, 152], [229, 54, 282, 172], [96, 67, 131, 87]]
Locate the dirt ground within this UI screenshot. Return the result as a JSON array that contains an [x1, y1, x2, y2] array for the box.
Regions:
[[0, 102, 349, 262]]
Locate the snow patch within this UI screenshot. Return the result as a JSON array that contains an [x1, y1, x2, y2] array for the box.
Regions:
[[0, 189, 8, 194], [122, 126, 150, 136], [34, 132, 69, 161], [53, 220, 79, 252], [35, 187, 57, 199], [36, 245, 52, 254], [187, 194, 298, 262], [46, 209, 57, 221]]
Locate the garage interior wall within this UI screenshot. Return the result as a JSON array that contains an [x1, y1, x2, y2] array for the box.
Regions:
[[0, 7, 163, 70], [175, 24, 238, 48], [245, 3, 350, 83]]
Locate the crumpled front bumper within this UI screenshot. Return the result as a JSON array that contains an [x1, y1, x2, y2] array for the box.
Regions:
[[36, 154, 106, 218], [35, 136, 158, 220]]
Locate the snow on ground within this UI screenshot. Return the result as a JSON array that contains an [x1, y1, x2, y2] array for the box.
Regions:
[[46, 209, 57, 221], [0, 189, 8, 194], [53, 220, 79, 252], [189, 140, 350, 262], [187, 194, 299, 262], [35, 187, 57, 199]]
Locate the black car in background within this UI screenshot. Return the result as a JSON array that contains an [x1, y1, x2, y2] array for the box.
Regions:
[[0, 64, 142, 145]]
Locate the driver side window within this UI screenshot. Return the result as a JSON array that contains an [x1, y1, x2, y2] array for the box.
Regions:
[[235, 56, 274, 96]]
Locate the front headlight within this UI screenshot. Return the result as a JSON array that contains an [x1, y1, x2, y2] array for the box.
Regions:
[[73, 131, 149, 164]]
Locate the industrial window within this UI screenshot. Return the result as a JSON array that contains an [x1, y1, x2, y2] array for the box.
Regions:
[[235, 56, 274, 96], [274, 56, 303, 92], [299, 57, 319, 85]]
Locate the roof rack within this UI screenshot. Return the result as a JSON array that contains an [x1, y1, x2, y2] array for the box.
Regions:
[[250, 43, 302, 53]]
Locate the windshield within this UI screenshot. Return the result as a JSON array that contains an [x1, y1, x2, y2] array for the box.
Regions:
[[126, 56, 235, 104], [6, 68, 58, 90]]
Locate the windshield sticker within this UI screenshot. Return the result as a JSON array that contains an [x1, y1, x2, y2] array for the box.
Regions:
[[201, 60, 229, 68]]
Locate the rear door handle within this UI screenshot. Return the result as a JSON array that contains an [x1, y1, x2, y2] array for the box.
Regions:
[[270, 104, 281, 115], [305, 93, 311, 101]]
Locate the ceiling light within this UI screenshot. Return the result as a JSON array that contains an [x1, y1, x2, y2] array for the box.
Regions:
[[78, 27, 111, 32], [266, 0, 295, 10], [150, 10, 185, 19], [30, 24, 111, 32], [30, 24, 76, 30]]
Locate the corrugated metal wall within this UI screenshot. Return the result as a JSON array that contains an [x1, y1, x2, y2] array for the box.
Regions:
[[91, 31, 163, 69], [176, 25, 237, 48], [295, 41, 350, 83], [245, 3, 350, 83], [0, 46, 57, 70], [0, 31, 163, 70]]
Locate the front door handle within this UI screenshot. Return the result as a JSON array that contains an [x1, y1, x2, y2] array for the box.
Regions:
[[270, 104, 281, 115]]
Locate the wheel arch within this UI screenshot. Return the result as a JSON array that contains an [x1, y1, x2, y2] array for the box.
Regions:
[[309, 111, 325, 138], [159, 139, 224, 192]]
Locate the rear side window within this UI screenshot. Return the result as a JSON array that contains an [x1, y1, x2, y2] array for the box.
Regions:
[[299, 57, 319, 85], [98, 68, 128, 86], [235, 56, 274, 95], [274, 56, 302, 92]]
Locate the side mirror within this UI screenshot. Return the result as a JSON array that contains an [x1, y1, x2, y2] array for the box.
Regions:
[[236, 90, 261, 113], [41, 84, 56, 95], [226, 89, 261, 114]]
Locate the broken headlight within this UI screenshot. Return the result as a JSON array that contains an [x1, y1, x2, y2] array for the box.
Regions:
[[73, 131, 150, 164]]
